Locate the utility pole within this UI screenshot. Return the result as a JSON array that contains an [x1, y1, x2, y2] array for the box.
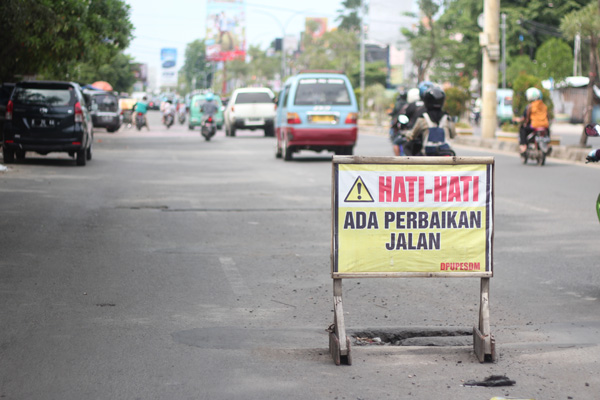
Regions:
[[480, 0, 500, 139], [501, 13, 507, 89], [359, 0, 365, 118]]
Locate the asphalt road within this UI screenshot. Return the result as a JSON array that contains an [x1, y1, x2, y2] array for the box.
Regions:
[[1, 111, 600, 399]]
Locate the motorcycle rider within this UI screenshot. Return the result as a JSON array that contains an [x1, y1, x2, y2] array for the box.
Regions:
[[388, 88, 408, 156], [200, 93, 219, 121], [161, 99, 175, 125], [519, 87, 550, 156], [132, 96, 149, 130], [404, 86, 456, 156]]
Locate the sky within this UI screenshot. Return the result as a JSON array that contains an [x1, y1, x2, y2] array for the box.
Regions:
[[124, 0, 345, 73]]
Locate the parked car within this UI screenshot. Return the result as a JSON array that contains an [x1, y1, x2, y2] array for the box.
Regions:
[[224, 88, 276, 137], [188, 93, 224, 131], [0, 83, 15, 146], [84, 90, 122, 132], [2, 81, 93, 166], [275, 71, 358, 160], [497, 88, 514, 126]]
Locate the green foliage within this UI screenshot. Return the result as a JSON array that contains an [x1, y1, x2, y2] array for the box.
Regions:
[[0, 0, 133, 82], [76, 53, 136, 93], [506, 55, 538, 86], [560, 2, 600, 42], [296, 29, 359, 74], [401, 0, 442, 82], [512, 74, 553, 120], [444, 86, 470, 117], [336, 0, 364, 33], [535, 38, 573, 82], [501, 122, 519, 133], [180, 40, 212, 92], [348, 61, 387, 89]]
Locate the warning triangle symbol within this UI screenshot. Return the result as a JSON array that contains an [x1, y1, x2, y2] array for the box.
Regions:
[[344, 176, 374, 202]]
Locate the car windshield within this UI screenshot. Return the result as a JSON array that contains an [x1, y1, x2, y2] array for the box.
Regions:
[[235, 92, 272, 104], [13, 87, 73, 106], [92, 94, 118, 112], [294, 78, 351, 106]]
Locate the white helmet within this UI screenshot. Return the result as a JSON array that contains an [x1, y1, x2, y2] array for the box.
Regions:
[[525, 87, 542, 101], [407, 88, 420, 103]]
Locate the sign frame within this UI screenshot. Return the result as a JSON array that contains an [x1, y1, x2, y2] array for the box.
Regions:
[[328, 156, 496, 365]]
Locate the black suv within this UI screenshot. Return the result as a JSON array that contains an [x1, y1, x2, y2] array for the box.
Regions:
[[2, 81, 93, 166]]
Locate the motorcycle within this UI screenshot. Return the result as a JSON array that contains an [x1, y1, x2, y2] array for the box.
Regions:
[[177, 106, 186, 125], [521, 127, 551, 166], [135, 112, 147, 131], [584, 124, 600, 223], [390, 114, 410, 156], [201, 115, 217, 141], [163, 112, 174, 129]]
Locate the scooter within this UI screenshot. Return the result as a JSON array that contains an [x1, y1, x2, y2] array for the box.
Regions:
[[521, 127, 551, 166], [177, 107, 186, 125], [584, 124, 600, 223], [163, 112, 174, 129], [201, 115, 217, 141], [399, 114, 456, 157], [135, 112, 147, 131]]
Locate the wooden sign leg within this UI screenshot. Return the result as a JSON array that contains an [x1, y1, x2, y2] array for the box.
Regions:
[[329, 278, 352, 365], [473, 277, 496, 362]]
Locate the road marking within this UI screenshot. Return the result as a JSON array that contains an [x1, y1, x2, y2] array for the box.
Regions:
[[219, 257, 251, 296], [498, 197, 551, 213]]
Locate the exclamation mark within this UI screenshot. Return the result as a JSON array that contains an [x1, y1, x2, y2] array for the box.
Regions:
[[357, 182, 362, 200]]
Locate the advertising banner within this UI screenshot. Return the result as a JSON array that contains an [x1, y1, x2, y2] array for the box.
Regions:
[[160, 48, 177, 87], [206, 0, 246, 61], [332, 157, 494, 278]]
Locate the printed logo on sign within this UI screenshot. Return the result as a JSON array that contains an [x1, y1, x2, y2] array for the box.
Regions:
[[344, 176, 374, 203]]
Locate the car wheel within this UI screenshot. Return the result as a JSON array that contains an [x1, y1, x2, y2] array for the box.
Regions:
[[15, 149, 26, 160], [86, 145, 92, 161], [275, 140, 282, 159], [2, 147, 15, 163], [106, 127, 116, 133], [188, 125, 194, 131], [230, 126, 236, 137], [76, 149, 87, 166], [264, 125, 275, 137]]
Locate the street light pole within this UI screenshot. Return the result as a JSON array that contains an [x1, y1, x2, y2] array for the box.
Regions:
[[359, 0, 365, 118]]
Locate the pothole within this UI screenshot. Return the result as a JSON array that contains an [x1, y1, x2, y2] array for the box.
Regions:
[[351, 327, 472, 347]]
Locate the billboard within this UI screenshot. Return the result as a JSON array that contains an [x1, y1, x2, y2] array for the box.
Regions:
[[206, 0, 246, 61], [305, 17, 328, 39], [160, 48, 177, 87], [332, 157, 494, 278]]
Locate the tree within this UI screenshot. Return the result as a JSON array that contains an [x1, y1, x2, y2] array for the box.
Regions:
[[534, 38, 573, 82], [295, 28, 359, 74], [336, 0, 363, 33], [348, 61, 387, 89], [506, 55, 537, 86], [401, 0, 442, 82], [0, 0, 133, 82], [76, 53, 137, 93], [561, 2, 600, 146], [180, 40, 213, 92]]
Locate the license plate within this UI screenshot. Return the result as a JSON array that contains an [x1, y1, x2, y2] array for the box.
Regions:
[[31, 118, 55, 128], [310, 115, 336, 123], [102, 116, 113, 122]]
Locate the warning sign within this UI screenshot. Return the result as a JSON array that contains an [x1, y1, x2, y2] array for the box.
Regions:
[[344, 176, 374, 202], [332, 157, 494, 278]]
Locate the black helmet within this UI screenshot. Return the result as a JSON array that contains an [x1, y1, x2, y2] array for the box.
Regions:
[[397, 89, 407, 102], [423, 87, 445, 110]]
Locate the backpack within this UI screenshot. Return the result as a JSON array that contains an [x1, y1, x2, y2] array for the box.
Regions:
[[422, 113, 451, 156]]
